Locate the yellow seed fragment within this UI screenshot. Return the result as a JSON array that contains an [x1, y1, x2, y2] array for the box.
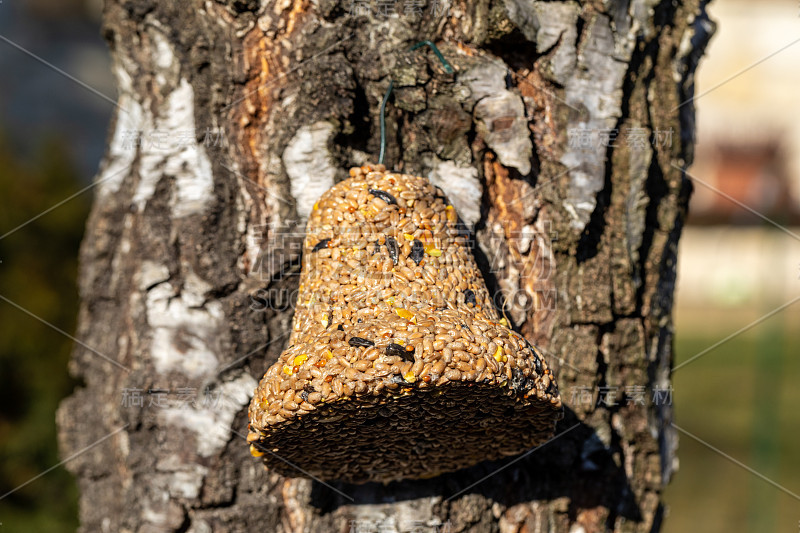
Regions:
[[249, 444, 264, 457], [321, 313, 329, 328], [403, 233, 414, 241], [313, 201, 319, 211], [424, 243, 442, 257], [293, 354, 308, 366], [403, 371, 417, 383], [283, 365, 294, 375], [446, 205, 457, 223], [493, 346, 504, 362], [499, 317, 508, 327], [325, 350, 334, 360], [386, 296, 395, 306], [395, 308, 416, 323]]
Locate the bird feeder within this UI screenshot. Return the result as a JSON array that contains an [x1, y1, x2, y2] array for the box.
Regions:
[[247, 164, 563, 483]]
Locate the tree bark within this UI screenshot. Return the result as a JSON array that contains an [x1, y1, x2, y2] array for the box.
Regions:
[[57, 0, 714, 531]]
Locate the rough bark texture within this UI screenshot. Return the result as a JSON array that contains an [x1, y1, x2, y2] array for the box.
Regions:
[[57, 0, 714, 531]]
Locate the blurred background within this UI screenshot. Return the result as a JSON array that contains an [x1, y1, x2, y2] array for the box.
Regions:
[[0, 1, 797, 532], [665, 1, 800, 531], [1, 1, 107, 531]]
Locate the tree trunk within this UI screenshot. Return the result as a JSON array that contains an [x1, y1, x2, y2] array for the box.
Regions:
[[57, 0, 714, 531]]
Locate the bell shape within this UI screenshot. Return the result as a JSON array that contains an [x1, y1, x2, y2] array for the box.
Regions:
[[248, 164, 562, 483]]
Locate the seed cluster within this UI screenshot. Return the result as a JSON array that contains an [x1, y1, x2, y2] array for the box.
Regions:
[[247, 164, 563, 483]]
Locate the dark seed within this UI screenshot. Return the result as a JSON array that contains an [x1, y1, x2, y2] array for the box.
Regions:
[[526, 340, 544, 374], [349, 336, 375, 347], [384, 344, 405, 357], [410, 239, 424, 265], [312, 238, 331, 252], [368, 189, 397, 205], [386, 237, 399, 265], [510, 368, 532, 394], [337, 324, 344, 331], [373, 241, 381, 254], [385, 343, 414, 362], [463, 289, 476, 306], [299, 390, 309, 402]]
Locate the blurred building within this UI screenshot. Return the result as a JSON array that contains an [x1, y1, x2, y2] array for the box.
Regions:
[[678, 0, 800, 309], [690, 0, 800, 214]]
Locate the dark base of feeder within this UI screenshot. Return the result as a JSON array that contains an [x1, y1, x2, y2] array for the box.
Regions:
[[249, 381, 562, 484]]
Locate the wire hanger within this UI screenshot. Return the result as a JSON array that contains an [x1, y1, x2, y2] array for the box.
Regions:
[[378, 40, 454, 166]]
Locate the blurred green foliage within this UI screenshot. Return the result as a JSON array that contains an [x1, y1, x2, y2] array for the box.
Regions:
[[664, 311, 800, 533], [0, 132, 85, 532]]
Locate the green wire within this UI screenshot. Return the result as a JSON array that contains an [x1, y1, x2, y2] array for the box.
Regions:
[[378, 79, 394, 167], [409, 40, 454, 73], [378, 40, 453, 166]]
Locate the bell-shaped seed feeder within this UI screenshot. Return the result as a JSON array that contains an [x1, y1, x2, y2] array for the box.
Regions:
[[247, 164, 563, 484]]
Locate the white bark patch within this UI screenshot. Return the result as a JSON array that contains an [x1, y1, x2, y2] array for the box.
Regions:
[[560, 15, 629, 230], [145, 281, 223, 379], [130, 147, 160, 211], [474, 92, 533, 175], [150, 29, 179, 87], [283, 121, 337, 219], [160, 372, 258, 457], [187, 519, 212, 533], [136, 78, 215, 218], [166, 81, 215, 218], [136, 260, 170, 291], [429, 160, 482, 227], [150, 468, 208, 500], [349, 499, 444, 533], [242, 219, 266, 277], [518, 224, 536, 255], [98, 65, 143, 196], [235, 185, 261, 276], [460, 60, 506, 101], [504, 1, 580, 83], [506, 1, 632, 231], [126, 28, 214, 217], [182, 268, 213, 308], [140, 493, 186, 531], [461, 60, 534, 175]]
